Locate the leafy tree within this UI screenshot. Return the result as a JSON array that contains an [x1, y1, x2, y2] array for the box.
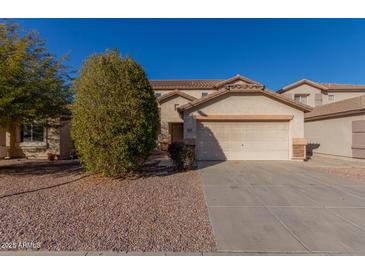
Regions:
[[0, 20, 72, 157], [71, 50, 159, 176]]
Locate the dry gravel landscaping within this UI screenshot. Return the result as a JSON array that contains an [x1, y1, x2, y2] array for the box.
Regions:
[[0, 159, 215, 252]]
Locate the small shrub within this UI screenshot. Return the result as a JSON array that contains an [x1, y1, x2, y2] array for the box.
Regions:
[[168, 142, 195, 171]]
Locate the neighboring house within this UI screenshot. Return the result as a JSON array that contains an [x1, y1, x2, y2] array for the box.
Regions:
[[278, 79, 365, 107], [305, 95, 365, 159], [0, 119, 73, 160]]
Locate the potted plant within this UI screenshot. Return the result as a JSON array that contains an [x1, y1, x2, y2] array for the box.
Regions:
[[47, 152, 56, 161]]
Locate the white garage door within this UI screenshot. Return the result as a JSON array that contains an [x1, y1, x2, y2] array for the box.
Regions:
[[197, 121, 289, 160]]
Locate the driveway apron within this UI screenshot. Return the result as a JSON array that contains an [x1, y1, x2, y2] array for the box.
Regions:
[[198, 160, 365, 254]]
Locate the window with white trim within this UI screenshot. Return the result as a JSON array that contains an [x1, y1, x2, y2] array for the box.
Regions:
[[202, 92, 208, 97], [21, 124, 45, 142], [294, 94, 308, 104], [328, 95, 335, 102], [155, 92, 161, 97]]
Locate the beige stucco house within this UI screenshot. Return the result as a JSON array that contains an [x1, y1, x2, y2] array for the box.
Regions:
[[152, 75, 312, 161], [277, 79, 365, 160], [277, 79, 365, 107], [0, 119, 73, 160], [305, 95, 365, 159]]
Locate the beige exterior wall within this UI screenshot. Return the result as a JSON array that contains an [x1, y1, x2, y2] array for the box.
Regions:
[[159, 95, 192, 136], [0, 119, 73, 160], [15, 123, 60, 159], [305, 114, 365, 158], [327, 91, 365, 103], [281, 84, 322, 107], [183, 94, 305, 159], [282, 84, 365, 107]]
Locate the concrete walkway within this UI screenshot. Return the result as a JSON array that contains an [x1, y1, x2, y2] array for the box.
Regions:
[[198, 158, 365, 255]]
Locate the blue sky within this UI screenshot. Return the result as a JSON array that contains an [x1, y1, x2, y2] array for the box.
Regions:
[[13, 19, 365, 90]]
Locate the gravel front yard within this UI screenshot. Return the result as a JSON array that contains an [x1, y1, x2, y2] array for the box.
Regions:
[[0, 160, 215, 252]]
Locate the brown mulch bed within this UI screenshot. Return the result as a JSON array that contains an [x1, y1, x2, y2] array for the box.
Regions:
[[0, 160, 215, 252], [316, 166, 365, 183]]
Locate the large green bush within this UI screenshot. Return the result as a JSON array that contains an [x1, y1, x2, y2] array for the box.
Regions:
[[71, 50, 159, 176]]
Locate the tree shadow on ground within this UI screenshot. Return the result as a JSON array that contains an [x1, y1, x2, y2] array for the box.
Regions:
[[0, 160, 83, 177]]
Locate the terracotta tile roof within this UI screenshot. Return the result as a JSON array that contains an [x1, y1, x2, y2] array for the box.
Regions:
[[214, 74, 263, 88], [178, 86, 313, 113], [305, 95, 365, 121], [278, 79, 365, 93], [320, 83, 365, 91], [150, 74, 263, 90], [150, 80, 222, 90]]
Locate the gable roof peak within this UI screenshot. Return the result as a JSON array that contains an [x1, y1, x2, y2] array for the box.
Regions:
[[277, 79, 328, 94], [157, 90, 197, 104], [214, 74, 263, 88]]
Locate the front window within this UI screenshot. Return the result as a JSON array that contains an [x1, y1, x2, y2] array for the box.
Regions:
[[21, 124, 45, 142], [328, 95, 335, 102], [155, 92, 161, 97], [294, 94, 308, 104], [202, 92, 208, 97]]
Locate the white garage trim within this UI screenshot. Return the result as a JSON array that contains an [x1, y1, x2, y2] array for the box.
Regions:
[[194, 114, 294, 122], [196, 121, 290, 161]]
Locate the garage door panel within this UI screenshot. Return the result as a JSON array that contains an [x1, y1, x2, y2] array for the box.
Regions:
[[197, 121, 289, 160], [229, 151, 288, 160], [197, 142, 227, 160], [246, 141, 288, 150], [198, 150, 227, 161], [228, 123, 242, 141], [197, 142, 229, 160], [197, 141, 229, 153]]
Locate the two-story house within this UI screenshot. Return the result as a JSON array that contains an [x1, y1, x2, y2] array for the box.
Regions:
[[151, 74, 311, 160], [277, 79, 365, 107], [151, 74, 263, 144], [278, 79, 365, 160]]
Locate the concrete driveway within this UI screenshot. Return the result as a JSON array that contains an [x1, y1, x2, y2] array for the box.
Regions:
[[198, 157, 365, 255]]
